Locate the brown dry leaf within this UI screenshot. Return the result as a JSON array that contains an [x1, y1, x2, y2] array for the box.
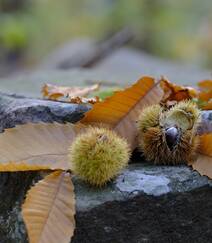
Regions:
[[22, 171, 75, 243], [69, 96, 100, 104], [160, 77, 212, 110], [160, 77, 198, 105], [42, 83, 100, 100], [0, 123, 76, 171], [81, 76, 163, 149], [191, 133, 212, 179]]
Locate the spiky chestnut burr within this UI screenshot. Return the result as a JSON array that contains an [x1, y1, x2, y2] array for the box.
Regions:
[[137, 101, 201, 164], [69, 127, 130, 187]]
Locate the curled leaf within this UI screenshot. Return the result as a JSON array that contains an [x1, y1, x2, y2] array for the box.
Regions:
[[42, 83, 100, 102], [22, 171, 75, 243], [81, 76, 163, 149], [69, 96, 100, 104], [160, 77, 212, 110], [160, 77, 198, 106]]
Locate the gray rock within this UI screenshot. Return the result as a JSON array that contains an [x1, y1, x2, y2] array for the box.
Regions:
[[198, 110, 212, 134], [0, 92, 89, 132], [74, 164, 211, 212], [72, 186, 212, 243]]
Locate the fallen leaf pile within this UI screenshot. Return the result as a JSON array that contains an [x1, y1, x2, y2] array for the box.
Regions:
[[0, 75, 210, 243]]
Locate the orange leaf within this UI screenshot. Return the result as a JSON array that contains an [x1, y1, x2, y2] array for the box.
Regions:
[[198, 80, 212, 90], [0, 123, 76, 171], [199, 90, 212, 102], [198, 134, 212, 156], [191, 134, 212, 179], [42, 83, 100, 101], [81, 76, 163, 149], [22, 171, 75, 243], [202, 101, 212, 110]]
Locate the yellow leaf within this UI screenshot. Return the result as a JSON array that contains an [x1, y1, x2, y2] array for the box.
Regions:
[[22, 171, 75, 243], [0, 123, 76, 171], [191, 134, 212, 179], [81, 76, 163, 149]]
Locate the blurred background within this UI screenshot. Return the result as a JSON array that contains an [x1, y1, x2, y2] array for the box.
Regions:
[[0, 0, 211, 78]]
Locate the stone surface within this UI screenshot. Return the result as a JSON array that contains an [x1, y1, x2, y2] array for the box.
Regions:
[[73, 186, 212, 243], [0, 92, 89, 132], [198, 110, 212, 134], [74, 163, 211, 212]]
